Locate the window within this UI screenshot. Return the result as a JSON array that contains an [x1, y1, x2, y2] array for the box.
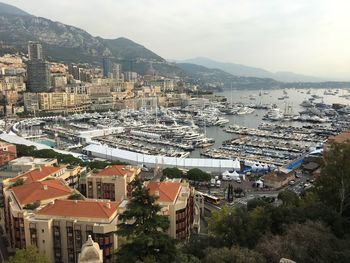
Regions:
[[42, 240, 45, 244], [41, 229, 44, 233]]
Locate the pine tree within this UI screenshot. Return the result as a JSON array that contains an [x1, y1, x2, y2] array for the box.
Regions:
[[116, 179, 176, 262]]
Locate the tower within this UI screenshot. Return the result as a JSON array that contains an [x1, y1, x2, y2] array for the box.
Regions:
[[102, 57, 112, 78], [28, 41, 43, 60], [26, 42, 51, 92]]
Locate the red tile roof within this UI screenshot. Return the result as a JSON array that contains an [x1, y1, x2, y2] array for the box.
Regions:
[[37, 199, 119, 219], [96, 165, 128, 177], [10, 166, 62, 184], [12, 179, 72, 206], [147, 182, 181, 203]]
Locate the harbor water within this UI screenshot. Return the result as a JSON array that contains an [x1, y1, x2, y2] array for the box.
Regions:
[[190, 87, 350, 157]]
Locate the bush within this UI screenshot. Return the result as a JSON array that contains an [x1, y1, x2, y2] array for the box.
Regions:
[[186, 168, 211, 182]]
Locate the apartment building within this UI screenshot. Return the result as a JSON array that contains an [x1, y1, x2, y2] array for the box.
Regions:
[[2, 166, 120, 263], [24, 92, 90, 113], [3, 178, 73, 250], [146, 180, 200, 239], [0, 141, 17, 166], [86, 165, 141, 202], [30, 199, 119, 263]]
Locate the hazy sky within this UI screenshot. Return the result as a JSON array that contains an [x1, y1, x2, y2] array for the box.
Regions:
[[3, 0, 350, 79]]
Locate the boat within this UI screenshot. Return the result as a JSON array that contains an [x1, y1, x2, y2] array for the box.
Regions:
[[300, 100, 314, 108]]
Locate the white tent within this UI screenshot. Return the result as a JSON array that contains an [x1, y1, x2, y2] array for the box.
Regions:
[[222, 170, 240, 180], [255, 179, 264, 188]]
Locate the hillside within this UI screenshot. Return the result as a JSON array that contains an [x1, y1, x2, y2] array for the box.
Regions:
[[0, 2, 285, 89], [176, 63, 279, 89], [181, 57, 326, 82], [0, 2, 164, 63]]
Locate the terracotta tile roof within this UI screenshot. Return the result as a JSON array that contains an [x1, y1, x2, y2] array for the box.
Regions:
[[147, 182, 181, 203], [10, 166, 62, 184], [37, 199, 119, 219], [95, 165, 128, 177], [12, 179, 72, 206]]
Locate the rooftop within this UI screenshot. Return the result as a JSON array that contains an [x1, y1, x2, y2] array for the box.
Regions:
[[95, 165, 129, 177], [11, 179, 72, 206], [147, 181, 181, 203], [9, 166, 62, 184], [37, 199, 119, 219]]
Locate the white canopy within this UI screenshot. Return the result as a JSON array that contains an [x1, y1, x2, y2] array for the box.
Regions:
[[84, 144, 241, 172]]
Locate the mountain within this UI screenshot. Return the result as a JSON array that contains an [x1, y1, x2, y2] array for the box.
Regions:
[[0, 2, 164, 63], [176, 63, 279, 89], [180, 57, 326, 82], [0, 2, 30, 16], [0, 2, 284, 89]]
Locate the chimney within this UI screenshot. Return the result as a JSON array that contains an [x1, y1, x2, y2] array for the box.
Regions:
[[74, 200, 78, 204], [155, 190, 160, 197], [106, 202, 111, 209], [43, 184, 48, 190], [39, 166, 42, 172]]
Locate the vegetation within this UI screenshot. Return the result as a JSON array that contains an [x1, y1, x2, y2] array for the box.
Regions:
[[162, 167, 183, 179], [15, 144, 127, 170], [186, 168, 211, 182], [68, 193, 84, 200], [116, 179, 176, 262], [6, 246, 51, 263], [316, 142, 350, 216], [204, 246, 265, 263], [11, 178, 24, 188], [178, 143, 350, 263], [23, 201, 40, 210]]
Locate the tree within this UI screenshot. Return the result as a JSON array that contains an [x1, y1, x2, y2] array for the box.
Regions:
[[203, 246, 265, 263], [11, 178, 24, 188], [256, 221, 339, 263], [68, 193, 84, 200], [208, 206, 271, 248], [186, 168, 211, 182], [278, 190, 299, 207], [162, 167, 183, 179], [6, 246, 50, 263], [316, 143, 350, 216], [116, 179, 176, 262]]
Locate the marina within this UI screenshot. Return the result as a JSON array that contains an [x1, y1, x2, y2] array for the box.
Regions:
[[6, 87, 350, 171]]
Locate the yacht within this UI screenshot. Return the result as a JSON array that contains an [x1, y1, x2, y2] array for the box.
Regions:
[[264, 108, 284, 121], [300, 100, 314, 108]]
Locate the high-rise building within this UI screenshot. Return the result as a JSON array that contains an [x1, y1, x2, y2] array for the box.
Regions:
[[102, 57, 112, 78], [28, 42, 43, 60], [26, 60, 51, 92], [26, 42, 51, 92]]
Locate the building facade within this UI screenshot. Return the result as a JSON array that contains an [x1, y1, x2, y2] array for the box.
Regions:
[[26, 60, 51, 92], [0, 141, 17, 166], [86, 165, 140, 202], [146, 180, 200, 239]]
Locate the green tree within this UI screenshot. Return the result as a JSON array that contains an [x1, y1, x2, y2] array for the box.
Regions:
[[316, 143, 350, 216], [256, 221, 340, 263], [278, 190, 300, 207], [6, 246, 50, 263], [208, 206, 270, 248], [203, 246, 265, 263], [116, 179, 176, 262], [186, 168, 211, 182], [162, 167, 183, 179]]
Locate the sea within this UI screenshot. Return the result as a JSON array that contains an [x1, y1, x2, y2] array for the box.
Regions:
[[189, 87, 350, 158]]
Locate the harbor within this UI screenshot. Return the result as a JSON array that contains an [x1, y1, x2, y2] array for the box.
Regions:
[[6, 87, 350, 172]]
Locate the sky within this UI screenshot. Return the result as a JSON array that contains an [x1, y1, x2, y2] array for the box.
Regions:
[[2, 0, 350, 79]]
